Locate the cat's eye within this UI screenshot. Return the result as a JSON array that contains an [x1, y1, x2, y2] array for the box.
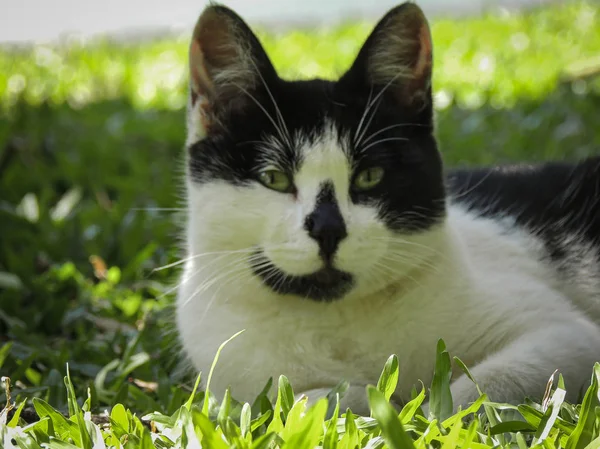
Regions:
[[258, 169, 293, 192], [354, 167, 384, 191]]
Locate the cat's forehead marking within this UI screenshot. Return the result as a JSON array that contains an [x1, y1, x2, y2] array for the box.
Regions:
[[295, 121, 351, 208]]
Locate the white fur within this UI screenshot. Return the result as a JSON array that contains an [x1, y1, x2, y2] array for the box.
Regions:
[[176, 124, 600, 414]]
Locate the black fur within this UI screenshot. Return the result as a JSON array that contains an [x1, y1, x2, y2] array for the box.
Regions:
[[448, 157, 600, 265], [251, 251, 354, 301]]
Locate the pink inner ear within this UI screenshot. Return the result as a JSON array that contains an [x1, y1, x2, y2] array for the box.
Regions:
[[414, 24, 433, 80], [189, 40, 215, 129], [189, 40, 213, 104]]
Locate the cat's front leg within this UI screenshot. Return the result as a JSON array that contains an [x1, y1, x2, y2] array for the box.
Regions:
[[448, 319, 600, 410]]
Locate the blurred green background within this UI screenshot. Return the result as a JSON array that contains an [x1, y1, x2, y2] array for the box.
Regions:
[[0, 0, 599, 414]]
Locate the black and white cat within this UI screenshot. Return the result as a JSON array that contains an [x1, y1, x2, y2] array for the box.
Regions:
[[176, 2, 600, 414]]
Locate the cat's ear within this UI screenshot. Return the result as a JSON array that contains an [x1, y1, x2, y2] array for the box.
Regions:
[[342, 3, 433, 111], [188, 4, 277, 134]]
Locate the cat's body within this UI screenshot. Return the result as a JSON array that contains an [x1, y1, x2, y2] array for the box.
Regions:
[[176, 2, 600, 414]]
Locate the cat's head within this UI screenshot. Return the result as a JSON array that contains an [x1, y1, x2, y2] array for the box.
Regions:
[[184, 2, 446, 302]]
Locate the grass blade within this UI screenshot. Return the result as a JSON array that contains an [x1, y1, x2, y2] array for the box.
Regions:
[[566, 363, 600, 449], [367, 385, 416, 449], [377, 355, 400, 402], [429, 339, 453, 422], [203, 330, 245, 416]]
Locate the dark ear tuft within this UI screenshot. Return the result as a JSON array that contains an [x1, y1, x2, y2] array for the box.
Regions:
[[344, 2, 433, 110], [188, 4, 276, 133]]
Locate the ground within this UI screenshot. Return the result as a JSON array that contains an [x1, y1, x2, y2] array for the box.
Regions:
[[1, 1, 600, 448]]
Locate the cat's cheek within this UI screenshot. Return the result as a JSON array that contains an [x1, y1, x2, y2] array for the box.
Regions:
[[335, 204, 390, 273], [336, 237, 386, 273]]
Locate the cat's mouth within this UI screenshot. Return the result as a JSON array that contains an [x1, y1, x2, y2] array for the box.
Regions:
[[250, 251, 354, 302]]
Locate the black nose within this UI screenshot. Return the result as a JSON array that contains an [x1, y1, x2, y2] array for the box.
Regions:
[[305, 202, 348, 261]]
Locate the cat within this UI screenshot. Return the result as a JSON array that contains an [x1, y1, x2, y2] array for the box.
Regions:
[[176, 1, 600, 415]]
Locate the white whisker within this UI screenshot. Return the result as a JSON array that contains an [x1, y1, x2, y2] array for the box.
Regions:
[[353, 86, 374, 145], [359, 136, 409, 154], [354, 97, 382, 148], [232, 82, 289, 151], [361, 122, 429, 146], [248, 58, 293, 149]]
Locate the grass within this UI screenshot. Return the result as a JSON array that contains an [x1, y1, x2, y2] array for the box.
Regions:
[[1, 1, 600, 447]]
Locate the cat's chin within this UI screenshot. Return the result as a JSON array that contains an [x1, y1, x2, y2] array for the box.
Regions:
[[250, 251, 354, 302]]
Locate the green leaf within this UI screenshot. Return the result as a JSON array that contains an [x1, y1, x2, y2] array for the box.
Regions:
[[429, 339, 453, 422], [217, 387, 232, 424], [516, 432, 529, 449], [184, 372, 202, 411], [584, 435, 600, 449], [377, 354, 399, 402], [533, 385, 567, 444], [0, 341, 13, 369], [367, 385, 416, 449], [440, 414, 463, 449], [8, 399, 27, 428], [191, 406, 229, 449], [489, 420, 537, 435], [32, 398, 78, 439], [64, 365, 92, 449], [251, 432, 277, 449], [363, 436, 385, 449], [323, 394, 341, 449], [203, 330, 245, 416], [117, 352, 150, 381], [11, 432, 43, 449], [566, 363, 600, 449], [519, 403, 576, 434], [399, 384, 426, 424], [221, 417, 245, 448], [441, 393, 486, 428], [240, 402, 252, 438], [281, 395, 307, 441], [251, 377, 273, 418], [93, 359, 120, 403], [138, 428, 155, 449], [109, 403, 130, 438], [462, 417, 480, 447], [326, 380, 349, 419], [453, 356, 483, 397], [266, 380, 284, 435], [85, 420, 106, 449], [281, 398, 327, 449], [250, 410, 272, 432], [339, 408, 359, 449], [278, 375, 294, 420], [47, 438, 83, 449], [0, 272, 23, 291]]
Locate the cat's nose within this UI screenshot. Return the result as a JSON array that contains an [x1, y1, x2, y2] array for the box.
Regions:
[[304, 202, 348, 262]]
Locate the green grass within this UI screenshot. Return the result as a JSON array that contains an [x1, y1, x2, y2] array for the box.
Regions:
[[1, 1, 600, 447]]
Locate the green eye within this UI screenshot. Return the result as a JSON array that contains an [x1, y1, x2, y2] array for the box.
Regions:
[[354, 167, 384, 191], [258, 169, 292, 192]]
